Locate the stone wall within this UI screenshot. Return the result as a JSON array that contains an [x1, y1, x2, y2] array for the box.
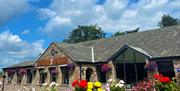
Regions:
[[80, 64, 98, 82], [75, 62, 116, 83], [3, 66, 70, 91], [2, 61, 117, 91]]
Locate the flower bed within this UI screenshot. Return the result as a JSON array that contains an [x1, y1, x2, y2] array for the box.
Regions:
[[154, 74, 179, 91], [41, 82, 59, 91], [71, 79, 125, 91], [132, 73, 180, 91]]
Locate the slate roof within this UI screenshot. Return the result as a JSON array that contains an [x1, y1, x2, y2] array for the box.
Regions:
[[55, 43, 92, 62], [3, 60, 35, 69], [3, 25, 180, 69], [55, 25, 180, 62]]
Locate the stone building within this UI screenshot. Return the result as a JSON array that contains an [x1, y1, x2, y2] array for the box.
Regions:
[[2, 25, 180, 91]]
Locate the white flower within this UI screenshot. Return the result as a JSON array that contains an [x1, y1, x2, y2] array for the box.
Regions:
[[42, 83, 48, 86], [119, 80, 125, 84], [49, 82, 56, 87], [115, 83, 124, 88], [108, 79, 113, 82], [108, 78, 115, 83], [115, 80, 125, 88]]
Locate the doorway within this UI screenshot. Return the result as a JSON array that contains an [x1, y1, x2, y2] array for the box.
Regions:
[[137, 63, 147, 81], [39, 70, 47, 84], [125, 63, 136, 84], [86, 68, 93, 82], [61, 66, 69, 84], [116, 63, 147, 84]]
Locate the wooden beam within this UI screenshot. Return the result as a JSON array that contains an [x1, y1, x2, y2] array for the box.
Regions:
[[134, 52, 138, 83]]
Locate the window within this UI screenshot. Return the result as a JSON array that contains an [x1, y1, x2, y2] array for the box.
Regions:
[[86, 68, 93, 82], [7, 74, 13, 83], [27, 69, 33, 84], [6, 69, 15, 84], [157, 61, 175, 78], [17, 73, 22, 84], [125, 63, 136, 84], [49, 68, 58, 82], [51, 75, 57, 82], [61, 67, 69, 84], [116, 63, 124, 80], [114, 48, 148, 84], [137, 63, 147, 81], [39, 69, 47, 84]]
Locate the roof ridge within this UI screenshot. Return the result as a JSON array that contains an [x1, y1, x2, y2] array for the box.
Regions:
[[70, 25, 180, 46], [55, 42, 92, 48], [54, 25, 179, 46]]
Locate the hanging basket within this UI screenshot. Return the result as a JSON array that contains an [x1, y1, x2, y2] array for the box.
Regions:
[[18, 68, 27, 75], [101, 64, 111, 73], [50, 69, 59, 75], [7, 69, 16, 76], [67, 63, 75, 70], [144, 61, 158, 73]]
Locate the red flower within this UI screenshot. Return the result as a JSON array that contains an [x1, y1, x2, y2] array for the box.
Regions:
[[153, 74, 163, 79], [79, 80, 87, 88], [72, 80, 79, 87], [159, 77, 171, 83]]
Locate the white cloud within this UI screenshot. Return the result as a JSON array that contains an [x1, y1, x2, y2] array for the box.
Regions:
[[38, 8, 57, 19], [122, 10, 138, 18], [42, 16, 73, 38], [22, 29, 30, 35], [0, 31, 44, 70], [0, 0, 30, 26], [39, 0, 180, 37]]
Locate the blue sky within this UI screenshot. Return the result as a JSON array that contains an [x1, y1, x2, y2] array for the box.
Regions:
[[0, 0, 180, 71]]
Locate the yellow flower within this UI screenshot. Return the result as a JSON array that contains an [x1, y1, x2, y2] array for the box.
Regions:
[[87, 89, 93, 91], [87, 84, 93, 89], [97, 88, 103, 91], [87, 82, 93, 89], [94, 82, 102, 88], [88, 82, 93, 85]]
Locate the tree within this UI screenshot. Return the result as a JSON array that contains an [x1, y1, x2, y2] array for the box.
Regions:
[[112, 27, 140, 37], [158, 14, 179, 27], [112, 31, 126, 37], [63, 24, 106, 43]]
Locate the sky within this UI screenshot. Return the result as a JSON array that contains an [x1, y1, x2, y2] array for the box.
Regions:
[[0, 0, 180, 71]]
